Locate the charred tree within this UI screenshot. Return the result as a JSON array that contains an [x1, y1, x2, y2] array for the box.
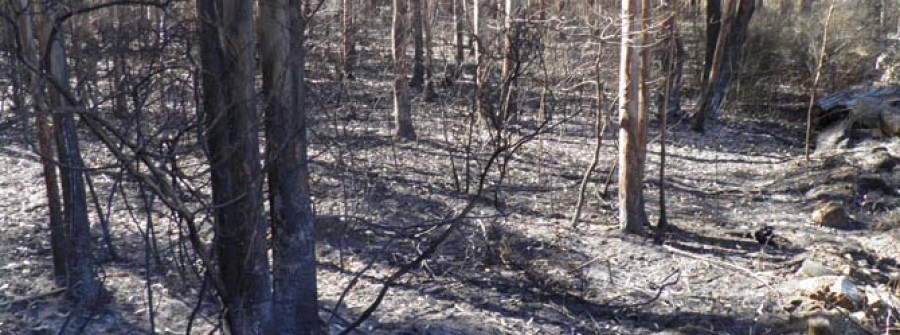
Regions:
[[618, 0, 648, 233], [500, 0, 518, 122], [410, 0, 426, 87], [702, 0, 722, 89], [693, 0, 754, 132], [14, 0, 67, 284], [259, 0, 322, 332], [423, 0, 437, 100], [658, 0, 679, 229], [394, 0, 417, 139], [473, 0, 495, 129], [343, 0, 356, 79], [195, 0, 273, 332], [42, 0, 101, 307], [453, 0, 465, 64]]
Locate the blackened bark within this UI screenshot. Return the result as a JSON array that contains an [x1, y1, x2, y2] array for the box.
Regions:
[[394, 0, 417, 139], [694, 0, 754, 130], [453, 0, 464, 64], [259, 0, 322, 332], [16, 0, 67, 284], [410, 0, 426, 87], [618, 0, 648, 233], [422, 0, 437, 101], [703, 0, 722, 87], [42, 0, 101, 307], [708, 0, 754, 118], [195, 0, 273, 333], [343, 0, 356, 79], [500, 0, 518, 122]]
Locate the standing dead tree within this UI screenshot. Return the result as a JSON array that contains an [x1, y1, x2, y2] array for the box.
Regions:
[[804, 0, 835, 163], [410, 0, 425, 87], [260, 0, 322, 332], [618, 0, 650, 233], [196, 0, 273, 332], [42, 0, 102, 308], [499, 0, 518, 121], [393, 0, 417, 140], [693, 0, 754, 132], [658, 0, 680, 230], [9, 0, 67, 284], [343, 0, 356, 79]]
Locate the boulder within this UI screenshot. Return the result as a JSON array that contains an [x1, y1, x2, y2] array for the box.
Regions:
[[861, 149, 899, 171], [881, 107, 900, 136], [797, 259, 840, 278], [811, 202, 852, 229], [816, 119, 851, 152], [852, 97, 889, 130]]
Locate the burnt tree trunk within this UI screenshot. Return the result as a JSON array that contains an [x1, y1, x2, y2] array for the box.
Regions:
[[474, 0, 496, 129], [394, 0, 417, 139], [16, 0, 67, 284], [42, 0, 101, 308], [453, 0, 465, 64], [343, 0, 356, 79], [196, 0, 273, 333], [500, 0, 518, 122], [658, 0, 679, 229], [410, 0, 426, 87], [618, 0, 648, 233], [702, 0, 721, 88], [259, 0, 322, 332], [693, 0, 754, 131], [423, 0, 437, 100]]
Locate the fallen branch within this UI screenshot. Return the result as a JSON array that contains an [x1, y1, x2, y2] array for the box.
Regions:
[[663, 244, 788, 311]]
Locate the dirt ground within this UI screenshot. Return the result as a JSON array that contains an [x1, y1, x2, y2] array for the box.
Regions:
[[0, 82, 898, 335], [1, 17, 899, 331]]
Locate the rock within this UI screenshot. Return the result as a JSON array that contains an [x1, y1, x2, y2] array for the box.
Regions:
[[852, 97, 888, 130], [881, 107, 900, 136], [790, 275, 863, 310], [806, 184, 855, 202], [829, 276, 863, 308], [861, 149, 899, 171], [862, 190, 886, 211], [797, 259, 840, 278], [816, 119, 851, 152], [857, 176, 894, 195], [807, 317, 833, 335], [826, 166, 859, 182], [811, 202, 852, 229]]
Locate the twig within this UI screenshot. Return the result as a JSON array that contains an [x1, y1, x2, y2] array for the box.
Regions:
[[338, 123, 548, 334], [663, 244, 787, 308], [571, 87, 614, 228], [613, 270, 680, 309], [327, 240, 394, 326]]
